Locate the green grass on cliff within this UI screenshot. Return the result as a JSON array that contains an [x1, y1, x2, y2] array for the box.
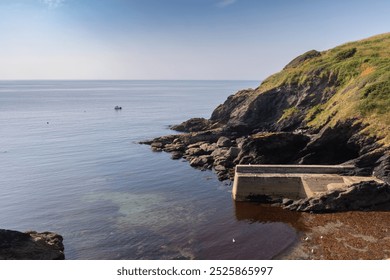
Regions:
[[259, 33, 390, 145]]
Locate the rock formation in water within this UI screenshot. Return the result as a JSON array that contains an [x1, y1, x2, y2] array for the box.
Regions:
[[141, 33, 390, 210], [0, 229, 65, 260]]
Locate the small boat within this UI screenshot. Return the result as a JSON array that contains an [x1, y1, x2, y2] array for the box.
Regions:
[[114, 106, 122, 110]]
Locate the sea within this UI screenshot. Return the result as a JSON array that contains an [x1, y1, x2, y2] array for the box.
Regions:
[[0, 80, 301, 259]]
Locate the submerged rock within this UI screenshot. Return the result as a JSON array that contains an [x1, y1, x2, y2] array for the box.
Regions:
[[0, 229, 65, 260]]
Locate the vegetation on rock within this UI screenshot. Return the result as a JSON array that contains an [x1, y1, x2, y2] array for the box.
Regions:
[[256, 33, 390, 145], [143, 33, 390, 186]]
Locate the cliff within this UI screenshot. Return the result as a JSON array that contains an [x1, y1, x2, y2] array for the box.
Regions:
[[142, 33, 390, 186]]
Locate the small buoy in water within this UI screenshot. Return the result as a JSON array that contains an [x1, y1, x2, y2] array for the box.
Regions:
[[232, 238, 235, 243]]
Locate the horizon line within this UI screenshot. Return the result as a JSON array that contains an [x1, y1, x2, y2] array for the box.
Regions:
[[0, 79, 261, 82]]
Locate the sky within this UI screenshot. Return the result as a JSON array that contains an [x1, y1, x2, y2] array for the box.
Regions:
[[0, 0, 389, 80]]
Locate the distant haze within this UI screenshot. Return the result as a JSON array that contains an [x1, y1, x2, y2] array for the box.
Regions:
[[1, 0, 389, 80]]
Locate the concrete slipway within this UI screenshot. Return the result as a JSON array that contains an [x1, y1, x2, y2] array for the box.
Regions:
[[232, 165, 383, 201]]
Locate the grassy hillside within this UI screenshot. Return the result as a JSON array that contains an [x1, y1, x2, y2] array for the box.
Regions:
[[258, 33, 390, 145]]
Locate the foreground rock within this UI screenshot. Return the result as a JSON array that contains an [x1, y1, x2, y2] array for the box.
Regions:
[[282, 181, 390, 213], [0, 229, 65, 260]]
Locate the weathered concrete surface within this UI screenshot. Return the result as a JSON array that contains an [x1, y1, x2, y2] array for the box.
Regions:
[[232, 164, 383, 201]]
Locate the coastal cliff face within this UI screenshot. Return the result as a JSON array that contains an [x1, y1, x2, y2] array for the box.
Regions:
[[142, 33, 390, 186], [0, 229, 65, 260]]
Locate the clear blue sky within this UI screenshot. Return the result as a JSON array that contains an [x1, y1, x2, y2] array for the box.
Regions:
[[1, 0, 389, 80]]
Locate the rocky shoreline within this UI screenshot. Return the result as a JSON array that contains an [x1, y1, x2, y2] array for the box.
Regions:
[[141, 124, 390, 212], [140, 34, 390, 213], [141, 117, 389, 185], [0, 229, 65, 260]]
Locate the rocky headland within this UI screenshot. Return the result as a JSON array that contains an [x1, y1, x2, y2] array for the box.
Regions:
[[0, 229, 64, 260], [141, 33, 390, 212]]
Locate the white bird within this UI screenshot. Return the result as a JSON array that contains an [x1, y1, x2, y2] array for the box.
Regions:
[[232, 238, 236, 243]]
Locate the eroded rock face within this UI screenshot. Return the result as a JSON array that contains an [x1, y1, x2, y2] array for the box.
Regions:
[[0, 229, 65, 260], [283, 181, 390, 213], [237, 132, 310, 164], [170, 118, 214, 132], [139, 37, 390, 187]]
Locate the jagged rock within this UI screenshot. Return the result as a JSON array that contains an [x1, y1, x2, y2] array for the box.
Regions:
[[214, 165, 226, 172], [374, 151, 390, 184], [345, 148, 388, 177], [238, 155, 255, 164], [164, 143, 186, 152], [217, 172, 229, 181], [210, 89, 255, 127], [0, 229, 65, 260], [199, 143, 217, 153], [170, 118, 213, 132], [236, 132, 310, 164], [151, 142, 164, 151], [226, 147, 240, 159], [283, 181, 390, 213], [211, 147, 228, 158], [185, 147, 209, 157], [217, 136, 231, 148], [190, 155, 213, 167], [171, 151, 183, 160], [298, 121, 365, 165], [283, 50, 321, 70]]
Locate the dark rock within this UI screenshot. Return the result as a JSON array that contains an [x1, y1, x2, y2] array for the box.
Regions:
[[185, 147, 209, 157], [211, 147, 228, 158], [210, 89, 256, 127], [151, 142, 164, 148], [0, 229, 65, 260], [217, 171, 229, 181], [237, 132, 310, 164], [374, 151, 390, 184], [226, 147, 240, 159], [170, 118, 214, 132], [164, 143, 186, 152], [214, 165, 226, 172], [199, 143, 217, 153], [282, 198, 294, 206], [283, 50, 321, 70], [171, 151, 183, 160], [217, 136, 231, 148], [283, 181, 390, 213], [345, 148, 387, 176], [190, 155, 213, 167], [298, 120, 363, 165], [213, 155, 234, 168]]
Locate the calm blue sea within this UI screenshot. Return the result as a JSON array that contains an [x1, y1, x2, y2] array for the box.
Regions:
[[0, 80, 299, 259]]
